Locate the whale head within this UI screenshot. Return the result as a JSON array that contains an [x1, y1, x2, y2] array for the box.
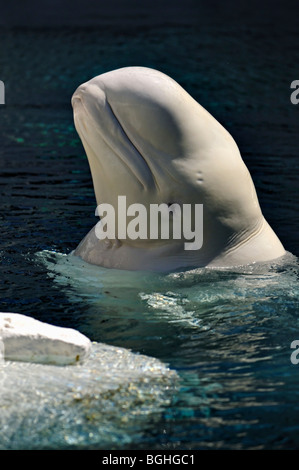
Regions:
[[71, 67, 285, 271]]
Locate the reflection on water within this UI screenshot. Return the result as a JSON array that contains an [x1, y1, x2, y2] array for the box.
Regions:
[[32, 249, 299, 449], [0, 342, 177, 450]]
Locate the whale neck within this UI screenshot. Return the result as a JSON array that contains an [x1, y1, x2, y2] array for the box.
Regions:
[[74, 218, 285, 272]]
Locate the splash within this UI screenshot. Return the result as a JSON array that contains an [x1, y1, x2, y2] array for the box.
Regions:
[[0, 342, 177, 450]]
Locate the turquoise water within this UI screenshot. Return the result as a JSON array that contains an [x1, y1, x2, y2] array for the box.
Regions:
[[0, 2, 299, 449], [32, 250, 299, 449]]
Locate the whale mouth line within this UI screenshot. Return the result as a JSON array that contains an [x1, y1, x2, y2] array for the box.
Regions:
[[73, 92, 157, 192], [105, 97, 159, 190]]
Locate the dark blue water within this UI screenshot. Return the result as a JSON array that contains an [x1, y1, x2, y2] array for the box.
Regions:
[[0, 0, 299, 450]]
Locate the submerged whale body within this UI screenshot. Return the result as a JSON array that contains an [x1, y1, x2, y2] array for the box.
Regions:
[[71, 66, 285, 272]]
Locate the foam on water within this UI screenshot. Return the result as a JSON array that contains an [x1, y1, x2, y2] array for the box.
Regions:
[[36, 249, 299, 334], [31, 250, 299, 449]]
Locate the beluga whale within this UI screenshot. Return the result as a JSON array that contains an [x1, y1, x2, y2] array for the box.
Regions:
[[71, 66, 285, 272]]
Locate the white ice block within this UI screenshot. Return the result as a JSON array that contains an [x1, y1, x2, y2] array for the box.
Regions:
[[0, 313, 91, 365]]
